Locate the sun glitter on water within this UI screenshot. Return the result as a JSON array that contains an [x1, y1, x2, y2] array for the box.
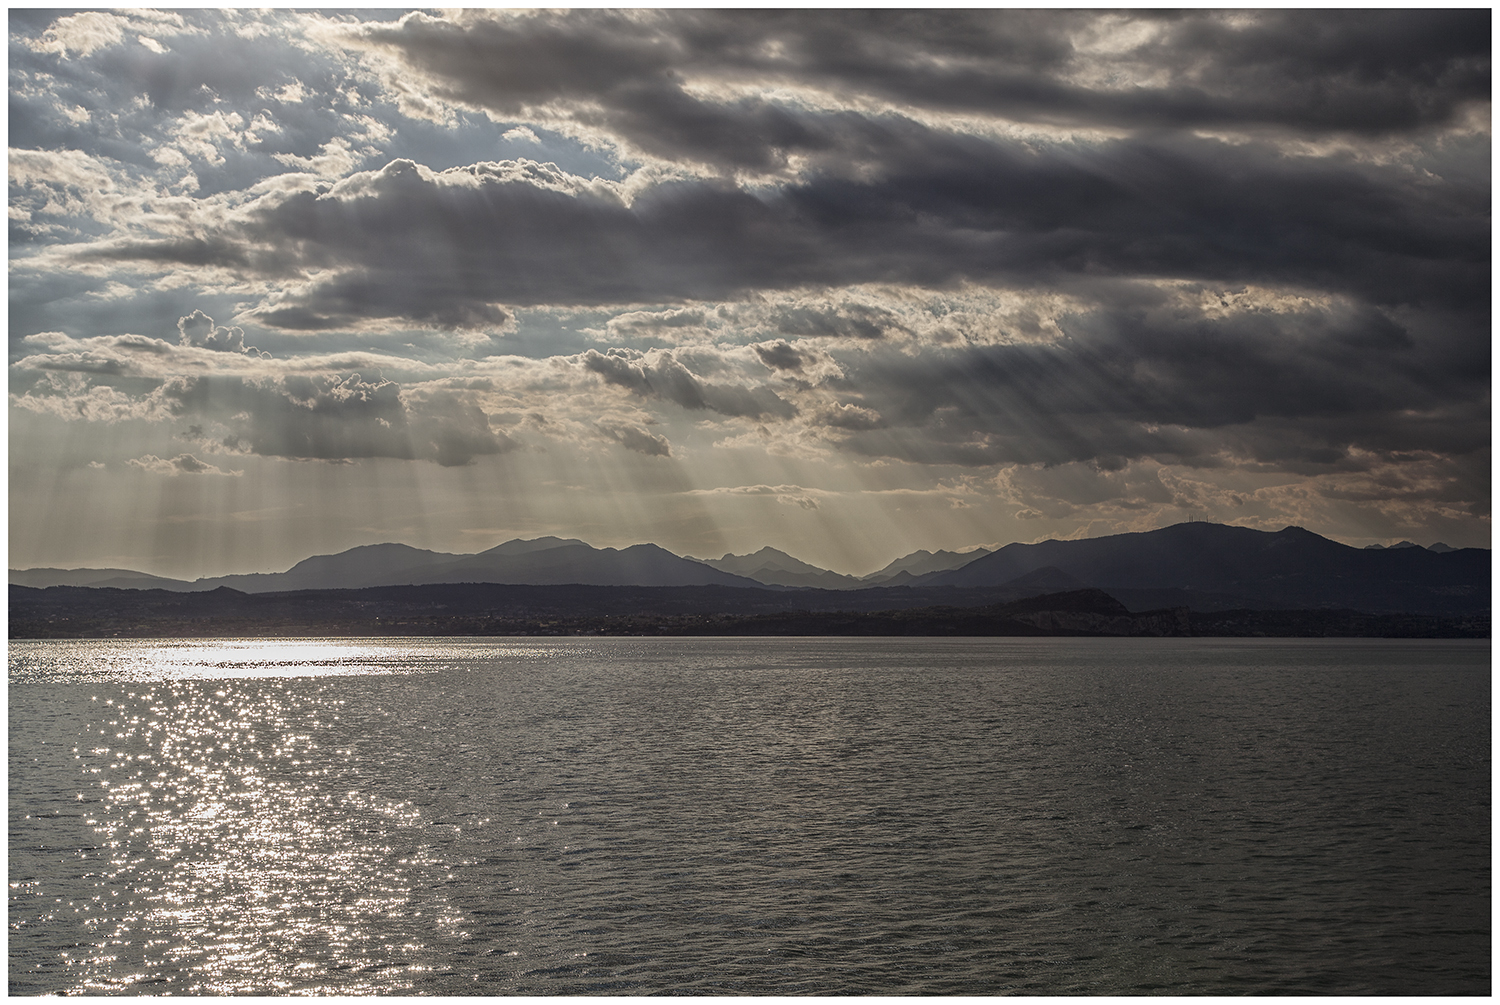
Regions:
[[127, 640, 391, 681]]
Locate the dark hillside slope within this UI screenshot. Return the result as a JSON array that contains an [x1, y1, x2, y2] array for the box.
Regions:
[[922, 523, 1487, 614], [195, 540, 767, 592], [9, 580, 1098, 635], [413, 543, 766, 588], [9, 568, 198, 591], [12, 583, 1484, 639]]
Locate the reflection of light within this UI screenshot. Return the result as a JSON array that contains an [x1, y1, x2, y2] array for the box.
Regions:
[[143, 640, 382, 680], [48, 664, 456, 996]]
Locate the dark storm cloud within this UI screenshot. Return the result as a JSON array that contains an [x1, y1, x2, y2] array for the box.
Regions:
[[353, 10, 1488, 173], [817, 402, 885, 432], [830, 298, 1487, 472], [580, 348, 795, 420], [597, 421, 672, 457], [79, 129, 1486, 327], [753, 341, 806, 373], [78, 236, 256, 270], [773, 304, 905, 340], [253, 275, 510, 333], [159, 374, 513, 467], [20, 10, 1487, 332], [773, 129, 1488, 312]]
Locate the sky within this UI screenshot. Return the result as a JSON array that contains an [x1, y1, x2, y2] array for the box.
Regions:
[[8, 9, 1492, 579]]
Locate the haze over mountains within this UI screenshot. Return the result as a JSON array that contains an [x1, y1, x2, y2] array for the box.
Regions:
[[691, 546, 993, 589], [15, 539, 772, 593], [11, 522, 1487, 616]]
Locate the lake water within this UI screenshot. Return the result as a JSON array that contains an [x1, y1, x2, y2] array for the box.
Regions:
[[9, 637, 1490, 995]]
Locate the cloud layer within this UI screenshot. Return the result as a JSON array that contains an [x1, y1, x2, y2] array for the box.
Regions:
[[8, 9, 1491, 572]]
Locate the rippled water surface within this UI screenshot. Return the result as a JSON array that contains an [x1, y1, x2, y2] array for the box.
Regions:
[[10, 637, 1490, 994]]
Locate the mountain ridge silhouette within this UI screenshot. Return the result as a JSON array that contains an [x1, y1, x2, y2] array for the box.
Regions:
[[10, 522, 1488, 615]]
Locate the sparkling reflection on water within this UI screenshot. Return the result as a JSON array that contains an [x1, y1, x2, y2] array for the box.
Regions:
[[9, 637, 1491, 994]]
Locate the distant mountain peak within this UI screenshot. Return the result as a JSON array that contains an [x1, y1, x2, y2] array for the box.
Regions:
[[478, 536, 589, 557], [284, 541, 441, 568], [862, 546, 992, 582], [1364, 540, 1425, 552], [743, 546, 801, 562], [704, 546, 831, 579]]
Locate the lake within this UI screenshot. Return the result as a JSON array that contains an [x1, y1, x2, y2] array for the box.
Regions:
[[9, 637, 1490, 994]]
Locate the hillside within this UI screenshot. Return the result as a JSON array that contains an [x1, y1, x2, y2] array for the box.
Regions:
[[918, 523, 1488, 614]]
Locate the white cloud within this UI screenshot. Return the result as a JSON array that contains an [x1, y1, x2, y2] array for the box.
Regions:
[[27, 9, 192, 58], [28, 12, 129, 57], [128, 453, 242, 477], [150, 145, 191, 168], [272, 136, 361, 177], [9, 148, 117, 195], [171, 110, 246, 166]]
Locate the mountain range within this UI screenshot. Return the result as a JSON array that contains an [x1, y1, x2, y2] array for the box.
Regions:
[[10, 523, 1488, 615], [17, 539, 776, 593], [918, 523, 1487, 614], [11, 537, 992, 594], [691, 545, 993, 589]]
